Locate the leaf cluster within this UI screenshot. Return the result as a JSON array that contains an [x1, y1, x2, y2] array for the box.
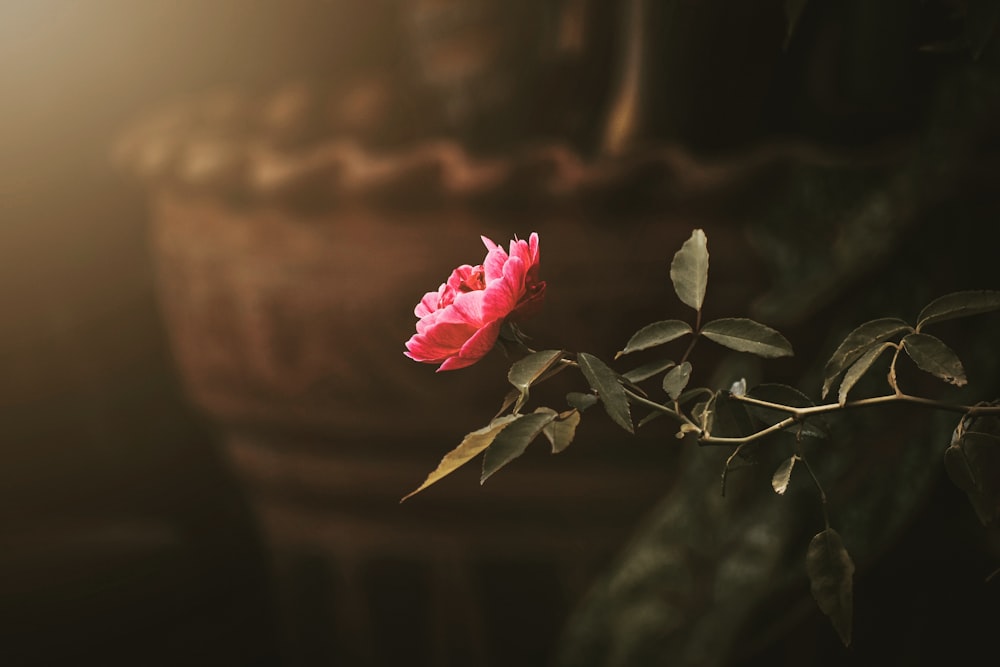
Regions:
[[404, 228, 1000, 647]]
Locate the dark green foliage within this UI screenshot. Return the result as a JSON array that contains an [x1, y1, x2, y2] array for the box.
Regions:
[[701, 318, 794, 359], [578, 352, 634, 433]]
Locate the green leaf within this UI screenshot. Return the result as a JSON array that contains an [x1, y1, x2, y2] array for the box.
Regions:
[[916, 290, 1000, 330], [700, 318, 794, 358], [838, 342, 891, 405], [577, 352, 634, 433], [540, 408, 582, 454], [508, 349, 564, 411], [784, 0, 809, 48], [401, 414, 521, 501], [772, 456, 797, 495], [662, 361, 692, 400], [616, 320, 692, 358], [806, 528, 855, 647], [622, 357, 676, 383], [480, 411, 556, 484], [566, 392, 598, 412], [670, 229, 709, 311], [901, 333, 968, 387], [822, 318, 912, 399]]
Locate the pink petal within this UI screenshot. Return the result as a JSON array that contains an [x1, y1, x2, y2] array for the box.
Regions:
[[482, 245, 508, 282], [415, 287, 444, 318], [405, 318, 479, 362], [480, 257, 524, 321], [437, 318, 503, 371], [450, 289, 487, 325]]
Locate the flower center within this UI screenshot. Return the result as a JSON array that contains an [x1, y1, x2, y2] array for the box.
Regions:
[[459, 267, 486, 293]]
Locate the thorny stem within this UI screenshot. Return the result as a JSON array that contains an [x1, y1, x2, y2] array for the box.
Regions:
[[519, 340, 1000, 449], [624, 388, 690, 426], [688, 392, 1000, 446], [700, 415, 801, 446], [624, 367, 999, 447], [671, 309, 703, 414], [699, 393, 1000, 445], [680, 309, 702, 367]]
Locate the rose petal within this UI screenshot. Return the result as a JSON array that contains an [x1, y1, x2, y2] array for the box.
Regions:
[[483, 243, 508, 282], [415, 287, 445, 318], [437, 319, 504, 371]]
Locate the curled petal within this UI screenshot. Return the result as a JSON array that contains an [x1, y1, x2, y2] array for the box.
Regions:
[[415, 288, 444, 318], [405, 318, 478, 363], [437, 319, 504, 371], [482, 242, 508, 282]]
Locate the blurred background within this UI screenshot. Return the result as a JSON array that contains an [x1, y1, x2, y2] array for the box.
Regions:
[[0, 2, 332, 665], [2, 1, 999, 666]]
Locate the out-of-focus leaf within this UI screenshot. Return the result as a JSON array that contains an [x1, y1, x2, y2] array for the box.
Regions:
[[772, 456, 797, 495], [901, 333, 968, 386], [917, 290, 1000, 330], [670, 229, 709, 311], [616, 320, 692, 358], [662, 361, 692, 400], [822, 318, 912, 398], [578, 352, 634, 433], [566, 392, 598, 412], [785, 0, 809, 48], [481, 411, 556, 483], [401, 414, 520, 501], [508, 349, 564, 411], [945, 425, 977, 493], [700, 318, 794, 358], [678, 387, 714, 406], [622, 357, 676, 383], [945, 415, 1000, 526], [838, 342, 891, 405], [705, 391, 755, 438], [806, 528, 855, 647], [541, 408, 582, 454]]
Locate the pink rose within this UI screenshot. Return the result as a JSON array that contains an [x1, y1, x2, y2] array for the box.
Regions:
[[405, 233, 545, 371]]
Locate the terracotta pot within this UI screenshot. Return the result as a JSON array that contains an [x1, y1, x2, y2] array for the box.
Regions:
[[117, 87, 772, 665]]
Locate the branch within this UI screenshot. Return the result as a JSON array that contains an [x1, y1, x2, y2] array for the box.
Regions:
[[692, 393, 1000, 446]]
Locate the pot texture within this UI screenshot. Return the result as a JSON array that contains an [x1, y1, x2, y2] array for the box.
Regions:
[[118, 87, 770, 665]]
